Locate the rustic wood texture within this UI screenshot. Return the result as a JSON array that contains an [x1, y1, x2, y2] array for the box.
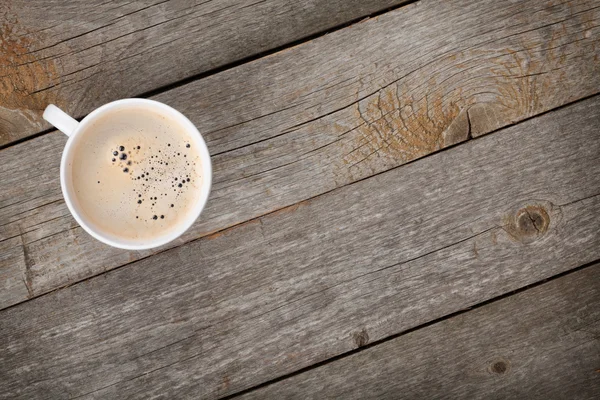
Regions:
[[240, 264, 600, 400], [1, 96, 599, 399], [0, 0, 407, 146], [1, 0, 599, 310]]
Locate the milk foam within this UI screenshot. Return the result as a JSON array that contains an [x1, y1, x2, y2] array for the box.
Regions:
[[69, 106, 203, 241]]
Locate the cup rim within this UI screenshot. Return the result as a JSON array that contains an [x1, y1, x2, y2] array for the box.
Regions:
[[60, 98, 212, 250]]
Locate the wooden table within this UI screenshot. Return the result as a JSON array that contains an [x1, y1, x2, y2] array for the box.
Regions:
[[1, 0, 599, 398]]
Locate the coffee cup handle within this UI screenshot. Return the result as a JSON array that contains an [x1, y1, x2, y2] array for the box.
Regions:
[[43, 104, 79, 137]]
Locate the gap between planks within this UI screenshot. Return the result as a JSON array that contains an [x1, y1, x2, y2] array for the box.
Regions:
[[0, 0, 418, 151], [220, 258, 600, 400], [1, 92, 597, 314], [232, 261, 600, 399]]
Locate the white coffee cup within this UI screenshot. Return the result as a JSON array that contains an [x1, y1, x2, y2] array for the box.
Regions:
[[43, 99, 212, 250]]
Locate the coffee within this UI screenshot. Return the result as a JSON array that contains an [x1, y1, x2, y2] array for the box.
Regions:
[[67, 106, 203, 242]]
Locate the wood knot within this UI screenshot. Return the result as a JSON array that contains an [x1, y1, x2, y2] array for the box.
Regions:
[[516, 206, 549, 236], [353, 328, 369, 348], [490, 359, 510, 375], [0, 9, 62, 141], [506, 205, 550, 243]]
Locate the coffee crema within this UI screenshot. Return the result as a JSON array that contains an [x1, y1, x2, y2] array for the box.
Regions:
[[68, 106, 203, 242]]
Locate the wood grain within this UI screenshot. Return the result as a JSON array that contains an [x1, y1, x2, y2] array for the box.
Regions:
[[0, 0, 407, 146], [1, 0, 599, 309], [1, 95, 599, 399], [240, 264, 600, 400]]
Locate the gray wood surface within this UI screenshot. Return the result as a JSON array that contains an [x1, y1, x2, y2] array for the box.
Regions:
[[1, 95, 599, 399], [0, 0, 406, 146], [240, 264, 600, 400], [1, 0, 599, 310]]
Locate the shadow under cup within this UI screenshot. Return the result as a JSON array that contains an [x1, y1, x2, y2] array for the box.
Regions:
[[60, 99, 212, 250]]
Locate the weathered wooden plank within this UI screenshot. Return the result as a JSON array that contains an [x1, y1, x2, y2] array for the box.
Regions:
[[239, 265, 600, 400], [1, 95, 599, 399], [0, 237, 30, 306], [0, 0, 407, 146], [1, 0, 599, 309]]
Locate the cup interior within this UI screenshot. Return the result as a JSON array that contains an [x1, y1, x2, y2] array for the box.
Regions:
[[60, 99, 212, 250]]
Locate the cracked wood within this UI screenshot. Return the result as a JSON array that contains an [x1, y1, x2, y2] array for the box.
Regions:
[[0, 0, 599, 310], [0, 94, 599, 399], [0, 0, 407, 146]]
